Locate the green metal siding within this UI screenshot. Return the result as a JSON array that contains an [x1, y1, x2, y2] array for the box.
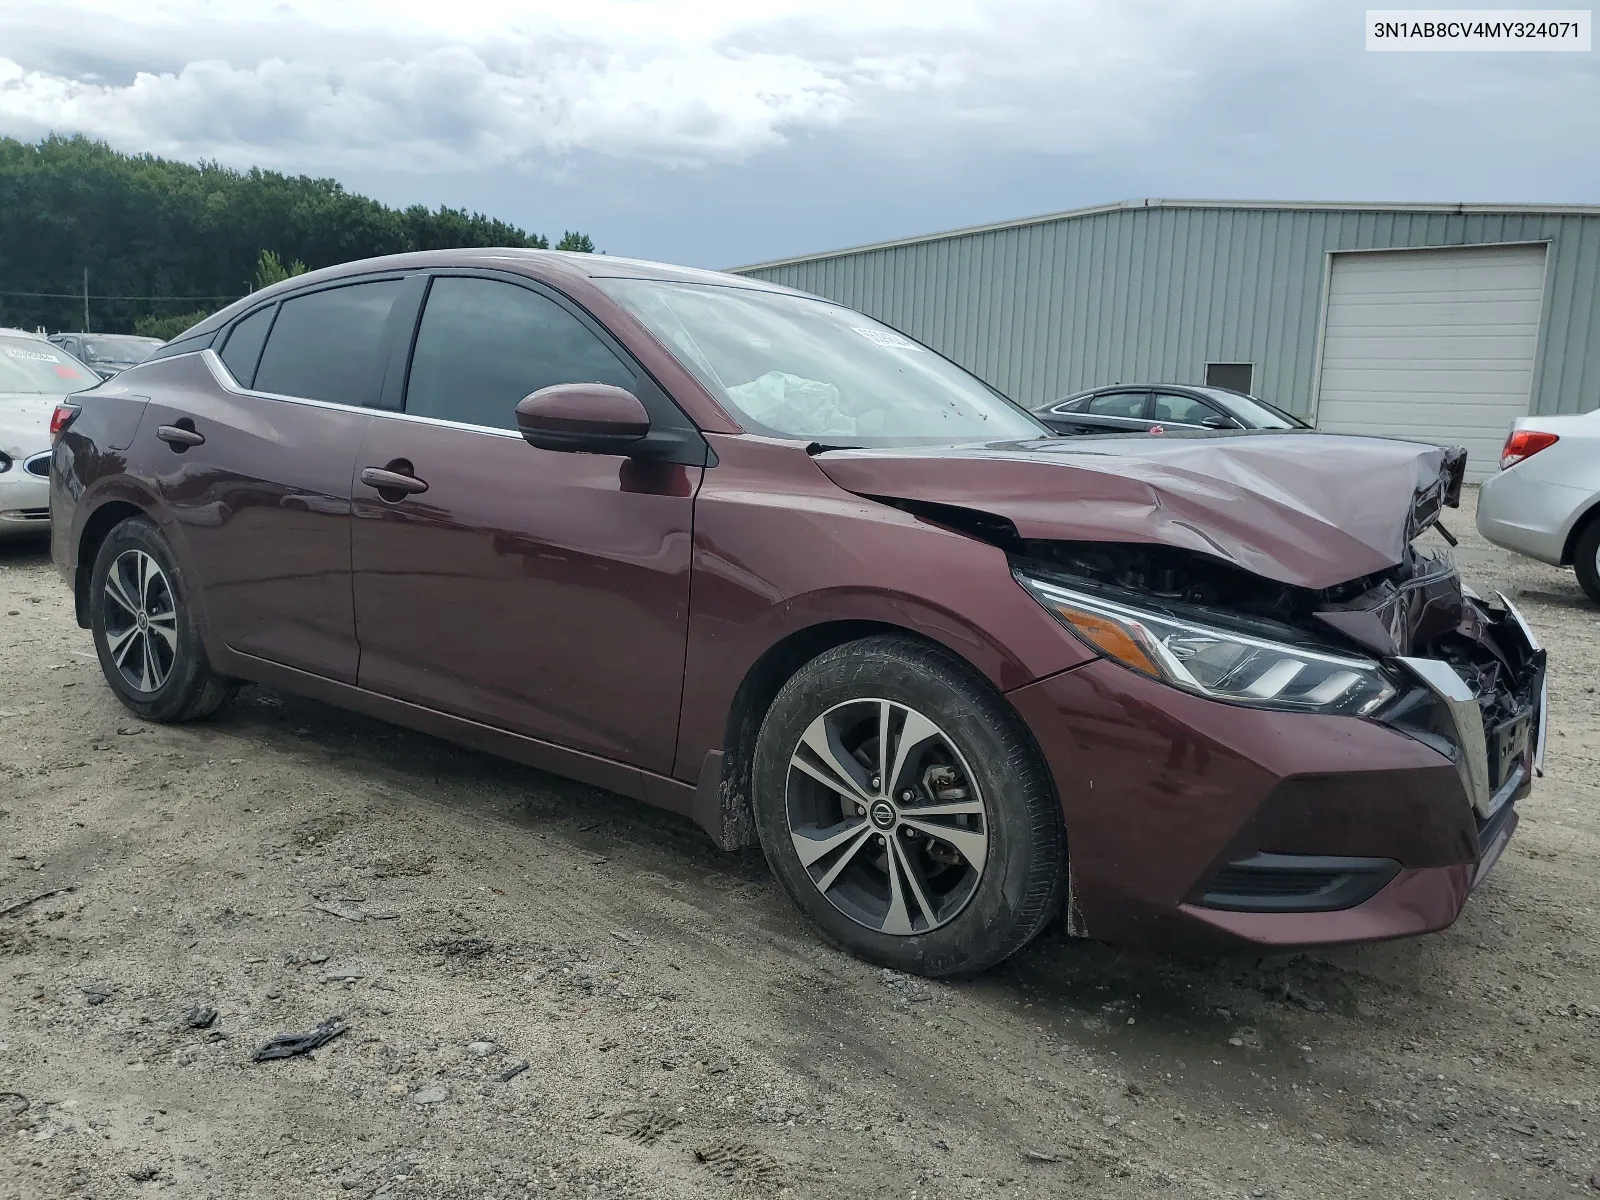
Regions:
[[735, 205, 1600, 419]]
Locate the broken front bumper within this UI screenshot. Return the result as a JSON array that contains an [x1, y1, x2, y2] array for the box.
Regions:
[[1392, 591, 1546, 829]]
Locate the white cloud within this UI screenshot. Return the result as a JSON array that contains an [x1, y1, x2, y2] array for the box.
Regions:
[[0, 0, 1301, 170]]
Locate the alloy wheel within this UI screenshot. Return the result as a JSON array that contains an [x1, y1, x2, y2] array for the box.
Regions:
[[785, 698, 989, 936], [102, 549, 178, 693]]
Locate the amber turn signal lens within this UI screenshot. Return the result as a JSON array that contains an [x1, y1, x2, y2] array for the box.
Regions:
[[1052, 607, 1163, 677]]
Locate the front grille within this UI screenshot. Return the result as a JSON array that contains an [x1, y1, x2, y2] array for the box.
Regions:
[[23, 453, 50, 478], [9, 507, 50, 520], [1198, 853, 1400, 913]]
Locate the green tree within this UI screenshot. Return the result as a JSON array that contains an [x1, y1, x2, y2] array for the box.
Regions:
[[253, 249, 307, 291], [0, 134, 555, 335], [555, 231, 596, 253], [133, 309, 210, 341]]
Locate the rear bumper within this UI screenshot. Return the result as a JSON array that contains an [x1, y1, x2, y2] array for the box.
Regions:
[[1009, 652, 1534, 953], [1477, 468, 1591, 565]]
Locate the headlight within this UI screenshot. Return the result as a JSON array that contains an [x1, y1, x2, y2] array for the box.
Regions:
[[1015, 571, 1396, 716]]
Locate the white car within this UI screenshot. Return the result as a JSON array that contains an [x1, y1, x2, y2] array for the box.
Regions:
[[0, 330, 98, 540], [1477, 408, 1600, 602]]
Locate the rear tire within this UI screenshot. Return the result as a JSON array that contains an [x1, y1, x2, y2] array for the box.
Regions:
[[88, 516, 236, 723], [752, 635, 1064, 978], [1574, 517, 1600, 605]]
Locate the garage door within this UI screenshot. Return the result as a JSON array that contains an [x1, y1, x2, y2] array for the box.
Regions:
[[1313, 244, 1547, 482]]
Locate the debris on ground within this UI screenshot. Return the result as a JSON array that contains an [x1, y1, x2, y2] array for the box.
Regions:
[[497, 1062, 529, 1082], [185, 1005, 217, 1029], [412, 1086, 449, 1104], [0, 885, 76, 917], [81, 984, 113, 1006], [311, 900, 367, 922], [251, 1017, 348, 1062], [880, 967, 931, 1003]]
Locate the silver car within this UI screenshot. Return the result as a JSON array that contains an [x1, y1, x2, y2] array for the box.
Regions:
[[0, 330, 98, 540], [1477, 409, 1600, 602]]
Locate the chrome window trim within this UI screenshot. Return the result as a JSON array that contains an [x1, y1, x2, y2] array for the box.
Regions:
[[1054, 414, 1151, 427], [198, 348, 525, 442]]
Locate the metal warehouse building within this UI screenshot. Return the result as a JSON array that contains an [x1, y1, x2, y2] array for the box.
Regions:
[[732, 200, 1600, 480]]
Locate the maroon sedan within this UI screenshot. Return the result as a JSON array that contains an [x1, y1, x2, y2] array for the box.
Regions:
[[48, 251, 1546, 975]]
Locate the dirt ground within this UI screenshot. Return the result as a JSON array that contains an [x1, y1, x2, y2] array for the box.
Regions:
[[1, 488, 1596, 1200]]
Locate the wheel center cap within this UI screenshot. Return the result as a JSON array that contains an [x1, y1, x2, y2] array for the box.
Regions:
[[868, 799, 896, 830], [137, 611, 149, 631]]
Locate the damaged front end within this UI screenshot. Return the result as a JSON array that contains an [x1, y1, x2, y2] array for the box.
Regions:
[[816, 434, 1543, 920], [1010, 534, 1546, 828]]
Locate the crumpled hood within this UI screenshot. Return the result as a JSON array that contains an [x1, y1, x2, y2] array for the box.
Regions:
[[0, 393, 59, 460], [813, 432, 1466, 591]]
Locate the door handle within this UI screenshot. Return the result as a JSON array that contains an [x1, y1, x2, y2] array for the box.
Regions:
[[359, 466, 429, 496], [156, 424, 205, 448]]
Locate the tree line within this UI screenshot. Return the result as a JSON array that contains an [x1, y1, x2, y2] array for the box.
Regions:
[[0, 135, 597, 340]]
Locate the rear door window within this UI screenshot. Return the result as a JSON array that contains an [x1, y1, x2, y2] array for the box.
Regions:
[[219, 305, 276, 389], [252, 281, 402, 406], [1153, 393, 1226, 425], [405, 277, 635, 431], [1084, 391, 1150, 419]]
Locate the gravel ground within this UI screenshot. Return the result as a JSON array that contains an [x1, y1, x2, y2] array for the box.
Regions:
[[2, 488, 1597, 1200]]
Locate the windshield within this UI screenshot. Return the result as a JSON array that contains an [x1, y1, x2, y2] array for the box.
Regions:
[[1205, 389, 1308, 429], [80, 335, 162, 365], [0, 337, 97, 394], [598, 280, 1049, 445]]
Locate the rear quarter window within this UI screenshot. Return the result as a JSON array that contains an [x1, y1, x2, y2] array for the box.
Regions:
[[252, 281, 402, 407], [219, 305, 276, 389]]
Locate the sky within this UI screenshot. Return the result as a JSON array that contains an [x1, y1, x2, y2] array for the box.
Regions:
[[1, 0, 1596, 267]]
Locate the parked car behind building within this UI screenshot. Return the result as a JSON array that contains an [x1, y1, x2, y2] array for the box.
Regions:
[[1035, 384, 1310, 436], [48, 250, 1545, 975], [1477, 410, 1600, 603]]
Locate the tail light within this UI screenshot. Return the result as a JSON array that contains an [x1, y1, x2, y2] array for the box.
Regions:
[[49, 403, 80, 443], [1499, 428, 1558, 470]]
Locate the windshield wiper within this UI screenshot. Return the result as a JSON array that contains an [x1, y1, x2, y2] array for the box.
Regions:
[[805, 441, 862, 455]]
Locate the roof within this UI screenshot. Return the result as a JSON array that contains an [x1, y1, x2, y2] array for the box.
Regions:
[[175, 248, 804, 343], [729, 197, 1600, 273]]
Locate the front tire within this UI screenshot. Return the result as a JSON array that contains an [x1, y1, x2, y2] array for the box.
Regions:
[[1574, 517, 1600, 605], [752, 636, 1064, 977], [88, 516, 235, 723]]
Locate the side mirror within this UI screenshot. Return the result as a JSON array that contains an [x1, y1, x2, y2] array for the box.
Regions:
[[1200, 415, 1237, 430], [514, 383, 651, 454]]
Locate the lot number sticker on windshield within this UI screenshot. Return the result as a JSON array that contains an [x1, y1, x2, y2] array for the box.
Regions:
[[852, 327, 922, 351], [4, 347, 61, 362]]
